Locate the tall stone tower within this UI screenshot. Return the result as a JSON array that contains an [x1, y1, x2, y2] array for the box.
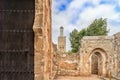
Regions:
[[58, 26, 66, 52]]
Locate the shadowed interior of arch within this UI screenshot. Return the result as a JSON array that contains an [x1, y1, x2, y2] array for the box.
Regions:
[[91, 52, 102, 75]]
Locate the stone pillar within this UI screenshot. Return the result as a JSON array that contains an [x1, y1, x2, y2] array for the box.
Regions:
[[43, 0, 52, 80], [33, 0, 44, 80], [79, 52, 84, 76], [79, 52, 90, 76], [33, 0, 52, 80]]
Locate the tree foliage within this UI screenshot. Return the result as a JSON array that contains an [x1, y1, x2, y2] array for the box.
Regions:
[[69, 29, 79, 53], [69, 18, 109, 53], [86, 18, 108, 36]]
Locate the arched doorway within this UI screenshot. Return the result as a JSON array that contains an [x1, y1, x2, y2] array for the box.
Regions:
[[90, 48, 107, 76], [91, 52, 102, 75]]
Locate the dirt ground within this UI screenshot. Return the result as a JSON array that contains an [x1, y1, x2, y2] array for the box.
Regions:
[[55, 75, 102, 80]]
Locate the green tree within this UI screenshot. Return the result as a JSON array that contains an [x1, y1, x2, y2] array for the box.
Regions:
[[86, 18, 108, 36], [78, 29, 87, 47], [69, 18, 109, 53], [69, 29, 79, 53]]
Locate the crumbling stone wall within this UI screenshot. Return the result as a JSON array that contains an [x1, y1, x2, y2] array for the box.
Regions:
[[51, 44, 58, 79], [114, 32, 120, 75], [33, 0, 44, 80], [54, 52, 80, 76], [33, 0, 52, 80]]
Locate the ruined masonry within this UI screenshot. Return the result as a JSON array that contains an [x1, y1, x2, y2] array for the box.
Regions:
[[33, 0, 53, 80], [54, 29, 120, 78]]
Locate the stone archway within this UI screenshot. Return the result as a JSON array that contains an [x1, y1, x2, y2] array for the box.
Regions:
[[80, 36, 118, 77], [89, 48, 108, 76]]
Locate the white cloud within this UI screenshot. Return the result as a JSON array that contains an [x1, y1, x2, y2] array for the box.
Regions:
[[69, 0, 87, 9], [76, 4, 117, 28], [118, 0, 120, 5], [90, 0, 100, 5], [108, 23, 120, 36]]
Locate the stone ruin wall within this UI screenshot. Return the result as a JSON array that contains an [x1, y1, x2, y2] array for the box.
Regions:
[[33, 0, 44, 80], [114, 32, 120, 74], [53, 52, 80, 76], [51, 43, 58, 79], [33, 0, 52, 80]]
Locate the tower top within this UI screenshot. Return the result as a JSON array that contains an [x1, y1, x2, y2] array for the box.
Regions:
[[60, 26, 64, 36], [60, 26, 64, 29]]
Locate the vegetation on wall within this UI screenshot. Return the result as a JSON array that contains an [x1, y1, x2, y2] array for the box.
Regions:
[[69, 18, 109, 53]]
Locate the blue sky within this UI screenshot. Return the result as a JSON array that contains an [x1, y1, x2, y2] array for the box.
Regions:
[[52, 0, 120, 51]]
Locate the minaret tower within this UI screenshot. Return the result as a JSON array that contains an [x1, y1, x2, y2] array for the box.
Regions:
[[58, 26, 66, 52], [60, 26, 64, 36]]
